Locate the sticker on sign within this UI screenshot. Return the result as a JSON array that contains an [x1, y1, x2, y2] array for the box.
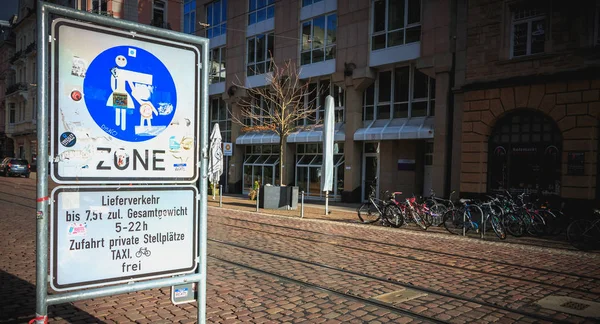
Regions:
[[50, 185, 198, 291], [50, 19, 200, 184]]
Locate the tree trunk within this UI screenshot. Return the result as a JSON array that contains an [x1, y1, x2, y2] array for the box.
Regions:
[[279, 138, 284, 186]]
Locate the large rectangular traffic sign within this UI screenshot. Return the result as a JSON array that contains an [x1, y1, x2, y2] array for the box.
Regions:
[[50, 18, 200, 184], [50, 186, 198, 291]]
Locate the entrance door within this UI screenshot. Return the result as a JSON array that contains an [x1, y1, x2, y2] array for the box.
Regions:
[[362, 142, 379, 201], [423, 141, 433, 197]]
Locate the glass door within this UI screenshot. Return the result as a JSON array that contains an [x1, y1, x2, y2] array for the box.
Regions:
[[362, 142, 379, 202]]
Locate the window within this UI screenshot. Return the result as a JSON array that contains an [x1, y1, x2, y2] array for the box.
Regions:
[[372, 0, 421, 51], [90, 0, 107, 14], [510, 3, 545, 57], [244, 93, 272, 126], [248, 0, 274, 25], [210, 47, 226, 84], [298, 79, 345, 126], [363, 66, 435, 120], [206, 0, 227, 38], [152, 1, 167, 28], [209, 97, 231, 142], [301, 13, 337, 65], [247, 33, 274, 76], [184, 0, 196, 34], [302, 0, 323, 7], [18, 102, 25, 122], [243, 145, 280, 192], [295, 143, 345, 199], [8, 104, 15, 124], [595, 5, 600, 46]]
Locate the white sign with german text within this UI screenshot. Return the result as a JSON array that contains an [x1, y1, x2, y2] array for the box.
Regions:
[[50, 185, 198, 291]]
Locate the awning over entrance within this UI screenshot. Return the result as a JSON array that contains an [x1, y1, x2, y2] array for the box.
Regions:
[[354, 117, 435, 141], [235, 132, 280, 145], [287, 123, 345, 143]]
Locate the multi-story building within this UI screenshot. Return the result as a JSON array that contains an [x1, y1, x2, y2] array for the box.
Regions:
[[0, 18, 17, 158], [190, 0, 456, 202], [1, 0, 182, 169], [452, 0, 600, 208]]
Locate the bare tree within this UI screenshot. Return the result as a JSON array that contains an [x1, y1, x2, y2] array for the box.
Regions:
[[229, 59, 317, 186]]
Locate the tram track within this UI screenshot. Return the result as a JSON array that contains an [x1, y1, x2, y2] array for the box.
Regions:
[[208, 238, 583, 324], [211, 212, 600, 281], [209, 255, 447, 323]]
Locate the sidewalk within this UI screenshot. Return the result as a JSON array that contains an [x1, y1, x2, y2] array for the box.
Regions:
[[206, 193, 360, 222]]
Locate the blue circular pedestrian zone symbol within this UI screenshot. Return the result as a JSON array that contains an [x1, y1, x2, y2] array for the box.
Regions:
[[83, 46, 177, 142]]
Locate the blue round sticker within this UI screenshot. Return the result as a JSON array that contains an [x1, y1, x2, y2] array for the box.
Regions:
[[83, 46, 177, 142]]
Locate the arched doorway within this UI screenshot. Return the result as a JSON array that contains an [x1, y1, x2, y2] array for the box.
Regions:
[[488, 110, 562, 196]]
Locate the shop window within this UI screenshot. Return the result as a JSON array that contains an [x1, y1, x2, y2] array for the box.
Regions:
[[510, 2, 545, 57], [295, 143, 344, 199], [210, 46, 226, 84], [488, 110, 561, 196], [301, 13, 337, 65], [363, 65, 434, 120], [248, 0, 274, 25], [371, 0, 421, 51], [184, 0, 196, 35], [247, 33, 274, 76], [243, 144, 280, 192], [206, 0, 227, 38]]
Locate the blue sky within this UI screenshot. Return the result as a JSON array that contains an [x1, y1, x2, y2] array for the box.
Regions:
[[0, 0, 19, 21]]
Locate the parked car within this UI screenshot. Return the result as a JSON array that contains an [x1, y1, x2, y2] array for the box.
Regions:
[[0, 158, 31, 178]]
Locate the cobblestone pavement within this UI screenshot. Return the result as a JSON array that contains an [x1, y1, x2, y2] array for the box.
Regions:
[[1, 176, 600, 323]]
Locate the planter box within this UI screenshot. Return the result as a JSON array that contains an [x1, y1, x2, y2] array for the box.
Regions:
[[259, 186, 298, 210]]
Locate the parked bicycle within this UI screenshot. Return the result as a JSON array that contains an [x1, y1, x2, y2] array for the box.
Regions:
[[357, 179, 396, 226], [566, 209, 600, 250]]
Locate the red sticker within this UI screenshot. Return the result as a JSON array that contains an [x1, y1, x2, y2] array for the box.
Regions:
[[71, 90, 82, 101]]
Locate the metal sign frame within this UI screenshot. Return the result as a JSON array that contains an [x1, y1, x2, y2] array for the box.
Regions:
[[35, 2, 209, 323]]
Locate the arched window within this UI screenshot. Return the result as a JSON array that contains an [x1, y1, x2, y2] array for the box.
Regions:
[[488, 110, 562, 196]]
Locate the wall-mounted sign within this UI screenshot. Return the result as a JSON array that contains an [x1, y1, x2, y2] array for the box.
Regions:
[[567, 152, 585, 175], [223, 142, 233, 156], [51, 19, 200, 184], [397, 159, 416, 171]]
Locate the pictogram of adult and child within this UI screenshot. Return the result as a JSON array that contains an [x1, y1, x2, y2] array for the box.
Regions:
[[84, 46, 177, 142]]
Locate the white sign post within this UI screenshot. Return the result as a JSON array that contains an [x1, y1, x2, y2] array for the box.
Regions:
[[51, 19, 200, 184], [50, 186, 198, 291]]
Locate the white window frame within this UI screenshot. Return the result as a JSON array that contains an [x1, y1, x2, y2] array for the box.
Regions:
[[209, 97, 231, 142], [206, 0, 227, 38], [8, 103, 16, 124], [209, 46, 226, 84], [510, 6, 545, 58], [300, 13, 337, 65], [246, 33, 274, 76], [89, 0, 107, 14], [244, 93, 272, 127], [152, 0, 167, 28], [183, 0, 196, 35], [371, 0, 422, 51], [248, 0, 275, 26], [363, 65, 435, 121]]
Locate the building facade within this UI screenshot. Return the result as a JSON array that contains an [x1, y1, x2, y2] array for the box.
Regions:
[[192, 0, 456, 203], [0, 18, 17, 158], [452, 0, 600, 208], [1, 0, 182, 168]]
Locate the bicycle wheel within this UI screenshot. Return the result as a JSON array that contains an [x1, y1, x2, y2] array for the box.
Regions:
[[489, 214, 507, 240], [539, 209, 561, 236], [383, 204, 404, 228], [357, 202, 381, 224], [411, 209, 428, 230], [419, 206, 433, 228], [566, 219, 594, 250], [443, 208, 466, 235], [429, 204, 447, 227], [504, 212, 525, 237], [529, 211, 547, 236]]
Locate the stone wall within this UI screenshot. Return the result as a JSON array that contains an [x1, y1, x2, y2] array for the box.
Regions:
[[460, 80, 600, 199]]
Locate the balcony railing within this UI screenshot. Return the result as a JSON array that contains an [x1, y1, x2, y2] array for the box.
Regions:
[[24, 42, 36, 55], [9, 50, 22, 64], [5, 83, 27, 95], [150, 19, 172, 30]]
